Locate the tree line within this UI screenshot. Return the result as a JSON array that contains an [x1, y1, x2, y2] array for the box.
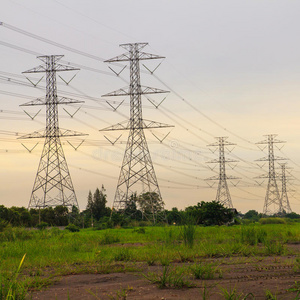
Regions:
[[0, 186, 298, 229]]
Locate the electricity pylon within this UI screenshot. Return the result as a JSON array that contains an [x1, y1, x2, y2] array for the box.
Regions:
[[206, 137, 239, 208], [256, 134, 286, 215], [279, 163, 292, 213], [100, 43, 172, 223], [19, 55, 86, 210]]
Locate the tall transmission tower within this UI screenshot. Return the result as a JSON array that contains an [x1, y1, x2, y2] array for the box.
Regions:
[[100, 43, 172, 223], [256, 134, 286, 215], [19, 55, 86, 210], [279, 163, 292, 213], [206, 137, 239, 208]]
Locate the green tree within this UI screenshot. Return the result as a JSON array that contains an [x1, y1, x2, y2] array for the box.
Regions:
[[86, 186, 108, 221], [186, 201, 234, 226], [166, 207, 184, 225], [54, 205, 69, 226], [285, 212, 300, 219], [124, 193, 142, 220], [244, 210, 259, 221], [137, 192, 164, 222], [40, 207, 56, 226]]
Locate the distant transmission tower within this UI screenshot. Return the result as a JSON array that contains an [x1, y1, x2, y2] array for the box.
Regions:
[[279, 163, 292, 213], [101, 43, 172, 222], [19, 55, 86, 210], [206, 137, 239, 208], [256, 134, 286, 215]]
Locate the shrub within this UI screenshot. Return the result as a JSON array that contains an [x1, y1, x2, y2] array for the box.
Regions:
[[259, 218, 286, 225], [133, 227, 146, 234], [65, 224, 80, 232], [0, 219, 8, 232], [36, 222, 48, 230]]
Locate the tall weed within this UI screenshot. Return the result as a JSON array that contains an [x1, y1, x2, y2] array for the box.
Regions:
[[190, 263, 221, 280], [219, 285, 254, 299], [100, 231, 120, 245], [240, 226, 266, 245], [143, 266, 194, 288], [0, 254, 27, 299], [181, 216, 196, 248], [263, 240, 285, 255]]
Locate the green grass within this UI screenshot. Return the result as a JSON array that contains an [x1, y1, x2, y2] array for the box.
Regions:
[[143, 265, 195, 288], [190, 262, 221, 280], [1, 223, 300, 298]]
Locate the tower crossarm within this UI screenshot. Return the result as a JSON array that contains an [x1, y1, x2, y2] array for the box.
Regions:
[[20, 97, 84, 107], [105, 43, 165, 63], [100, 119, 173, 131], [256, 135, 286, 145], [102, 86, 169, 97], [18, 128, 87, 139], [207, 158, 239, 164], [22, 55, 79, 74], [205, 175, 240, 181], [20, 99, 45, 106], [256, 156, 287, 162]]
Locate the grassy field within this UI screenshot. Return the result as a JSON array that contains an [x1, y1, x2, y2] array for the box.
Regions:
[[1, 222, 300, 299]]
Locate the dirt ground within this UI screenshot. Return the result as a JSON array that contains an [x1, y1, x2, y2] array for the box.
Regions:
[[30, 249, 300, 299]]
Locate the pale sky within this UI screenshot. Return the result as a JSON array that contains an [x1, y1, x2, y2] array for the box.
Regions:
[[1, 0, 300, 213]]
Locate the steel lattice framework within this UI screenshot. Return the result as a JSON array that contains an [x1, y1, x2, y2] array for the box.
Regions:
[[206, 137, 239, 208], [256, 134, 286, 215], [19, 55, 86, 210], [279, 163, 292, 213], [101, 43, 172, 222]]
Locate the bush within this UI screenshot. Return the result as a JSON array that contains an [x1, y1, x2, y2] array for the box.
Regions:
[[0, 219, 8, 232], [259, 218, 286, 225], [36, 222, 48, 230], [133, 227, 146, 234], [65, 224, 80, 232]]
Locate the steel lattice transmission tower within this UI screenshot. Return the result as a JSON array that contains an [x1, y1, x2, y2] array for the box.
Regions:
[[206, 137, 239, 208], [256, 134, 286, 215], [279, 163, 292, 213], [101, 43, 172, 222], [19, 55, 86, 210]]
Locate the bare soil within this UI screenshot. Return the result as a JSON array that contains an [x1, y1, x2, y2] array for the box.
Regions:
[[29, 248, 300, 299]]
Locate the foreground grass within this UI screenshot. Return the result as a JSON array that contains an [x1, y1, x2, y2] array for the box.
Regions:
[[1, 222, 300, 298]]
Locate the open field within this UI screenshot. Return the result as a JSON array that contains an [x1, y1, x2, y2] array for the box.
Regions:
[[2, 223, 300, 299]]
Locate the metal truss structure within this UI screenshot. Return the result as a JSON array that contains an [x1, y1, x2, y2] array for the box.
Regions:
[[279, 163, 292, 213], [101, 43, 172, 223], [256, 134, 286, 215], [19, 55, 86, 210], [206, 137, 239, 208]]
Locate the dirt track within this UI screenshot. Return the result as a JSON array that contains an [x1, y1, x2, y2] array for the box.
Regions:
[[30, 254, 300, 300]]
